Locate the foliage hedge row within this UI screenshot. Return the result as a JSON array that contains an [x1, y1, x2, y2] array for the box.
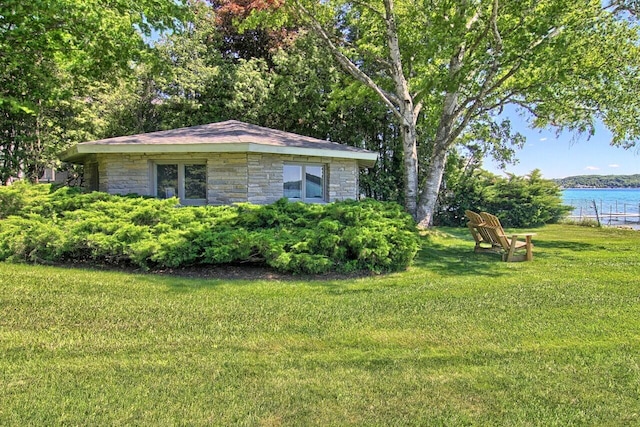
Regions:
[[436, 168, 572, 228], [0, 183, 419, 274]]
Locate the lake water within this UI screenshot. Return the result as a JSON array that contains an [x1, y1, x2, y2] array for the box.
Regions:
[[562, 188, 640, 227]]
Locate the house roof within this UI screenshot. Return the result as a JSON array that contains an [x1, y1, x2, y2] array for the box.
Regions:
[[60, 120, 378, 167]]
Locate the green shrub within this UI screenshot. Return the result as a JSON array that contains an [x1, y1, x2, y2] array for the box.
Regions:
[[0, 184, 420, 274], [0, 214, 69, 263], [436, 168, 572, 228], [0, 182, 52, 218]]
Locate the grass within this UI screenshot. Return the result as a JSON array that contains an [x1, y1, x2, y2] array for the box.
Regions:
[[1, 224, 639, 425]]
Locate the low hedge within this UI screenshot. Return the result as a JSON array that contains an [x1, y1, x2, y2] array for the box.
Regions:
[[0, 183, 420, 274]]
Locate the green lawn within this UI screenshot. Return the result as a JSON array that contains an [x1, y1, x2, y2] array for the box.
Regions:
[[1, 224, 639, 425]]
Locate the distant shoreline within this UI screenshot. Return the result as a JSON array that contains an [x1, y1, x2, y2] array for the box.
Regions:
[[560, 187, 640, 190], [554, 174, 640, 189]]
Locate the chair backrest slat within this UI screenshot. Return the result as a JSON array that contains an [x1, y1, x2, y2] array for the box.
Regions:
[[479, 212, 510, 249], [465, 210, 496, 245]]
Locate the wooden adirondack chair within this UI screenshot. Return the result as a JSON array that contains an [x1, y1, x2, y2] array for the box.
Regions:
[[465, 210, 501, 253], [479, 212, 535, 262]]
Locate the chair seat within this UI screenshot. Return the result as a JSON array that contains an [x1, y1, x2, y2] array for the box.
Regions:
[[511, 239, 528, 249]]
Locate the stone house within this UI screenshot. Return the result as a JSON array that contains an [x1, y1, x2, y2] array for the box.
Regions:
[[59, 120, 378, 205]]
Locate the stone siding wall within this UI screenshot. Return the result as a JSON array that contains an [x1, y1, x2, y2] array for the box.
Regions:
[[207, 153, 248, 205], [96, 154, 151, 196], [327, 158, 359, 201], [246, 154, 359, 203], [247, 153, 285, 204], [93, 152, 361, 204], [79, 154, 99, 192]]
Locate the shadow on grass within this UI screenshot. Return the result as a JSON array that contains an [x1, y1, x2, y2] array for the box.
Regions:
[[532, 239, 601, 251], [134, 262, 379, 292], [412, 233, 508, 278], [414, 227, 602, 277], [113, 226, 629, 293], [51, 225, 587, 291]]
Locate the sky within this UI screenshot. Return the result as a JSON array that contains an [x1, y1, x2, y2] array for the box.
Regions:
[[483, 113, 640, 180]]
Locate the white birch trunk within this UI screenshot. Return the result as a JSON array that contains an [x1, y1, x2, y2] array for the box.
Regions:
[[416, 146, 448, 228], [297, 0, 421, 218], [383, 0, 419, 217], [400, 116, 419, 217], [416, 90, 459, 227]]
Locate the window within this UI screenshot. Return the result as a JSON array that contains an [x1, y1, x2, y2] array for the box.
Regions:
[[42, 167, 56, 182], [154, 162, 207, 205], [283, 164, 325, 202]]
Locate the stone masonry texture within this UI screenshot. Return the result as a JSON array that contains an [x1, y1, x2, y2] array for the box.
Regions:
[[89, 152, 361, 204]]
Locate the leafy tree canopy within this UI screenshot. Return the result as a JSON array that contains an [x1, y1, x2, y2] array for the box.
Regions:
[[0, 0, 187, 110], [0, 0, 188, 183], [207, 0, 297, 63]]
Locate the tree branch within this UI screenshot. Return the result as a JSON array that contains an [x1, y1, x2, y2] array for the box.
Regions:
[[455, 5, 564, 131], [474, 90, 520, 114], [382, 0, 415, 124], [413, 100, 423, 121], [294, 1, 402, 118], [490, 0, 503, 53], [349, 0, 385, 20]]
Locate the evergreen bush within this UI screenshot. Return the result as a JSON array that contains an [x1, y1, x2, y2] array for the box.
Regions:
[[0, 184, 419, 274], [436, 169, 572, 228]]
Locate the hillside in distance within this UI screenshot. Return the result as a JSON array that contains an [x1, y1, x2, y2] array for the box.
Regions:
[[554, 174, 640, 188]]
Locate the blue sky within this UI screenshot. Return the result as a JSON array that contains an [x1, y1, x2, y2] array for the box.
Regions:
[[483, 116, 640, 179]]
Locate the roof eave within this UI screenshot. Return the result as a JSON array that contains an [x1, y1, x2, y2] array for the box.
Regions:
[[60, 142, 378, 166], [59, 146, 83, 162]]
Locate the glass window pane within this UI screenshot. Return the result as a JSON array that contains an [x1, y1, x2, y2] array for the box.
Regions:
[[184, 164, 207, 200], [283, 165, 302, 199], [157, 164, 178, 199], [305, 166, 324, 199]]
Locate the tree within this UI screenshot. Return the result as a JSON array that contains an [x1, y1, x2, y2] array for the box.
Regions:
[[208, 0, 297, 63], [0, 0, 187, 183], [250, 0, 640, 226]]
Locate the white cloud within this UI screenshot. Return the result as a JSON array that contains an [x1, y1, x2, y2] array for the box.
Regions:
[[540, 137, 548, 141], [585, 166, 600, 171], [609, 164, 620, 168]]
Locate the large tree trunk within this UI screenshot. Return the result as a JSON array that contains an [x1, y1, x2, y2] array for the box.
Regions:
[[400, 109, 419, 218], [416, 145, 448, 228], [382, 0, 419, 218], [416, 91, 459, 227]]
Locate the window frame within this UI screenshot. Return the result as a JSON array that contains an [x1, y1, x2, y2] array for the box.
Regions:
[[152, 160, 207, 206], [283, 163, 327, 203]]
